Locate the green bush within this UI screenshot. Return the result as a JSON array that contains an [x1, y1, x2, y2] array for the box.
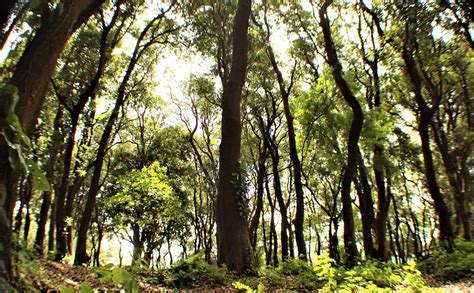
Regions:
[[418, 238, 474, 281], [163, 254, 231, 288]]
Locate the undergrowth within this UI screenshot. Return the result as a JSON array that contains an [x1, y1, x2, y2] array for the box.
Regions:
[[418, 238, 474, 281], [9, 240, 474, 292]]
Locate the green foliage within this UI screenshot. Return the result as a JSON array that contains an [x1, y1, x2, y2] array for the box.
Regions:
[[279, 258, 321, 290], [61, 267, 139, 293], [232, 280, 265, 293], [312, 254, 338, 290], [92, 264, 139, 292], [0, 84, 48, 273], [418, 238, 474, 281], [234, 255, 426, 291], [9, 239, 43, 292], [163, 254, 231, 288]]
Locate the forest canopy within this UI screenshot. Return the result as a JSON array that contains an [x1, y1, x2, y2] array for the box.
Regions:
[[0, 0, 472, 291]]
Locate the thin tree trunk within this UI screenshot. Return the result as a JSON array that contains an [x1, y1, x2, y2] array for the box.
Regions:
[[320, 0, 362, 266], [74, 7, 176, 263], [266, 37, 307, 261], [402, 46, 455, 252], [35, 105, 63, 254], [249, 145, 266, 249], [355, 151, 375, 258]]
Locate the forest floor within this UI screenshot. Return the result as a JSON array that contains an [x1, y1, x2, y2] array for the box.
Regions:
[[16, 259, 474, 292]]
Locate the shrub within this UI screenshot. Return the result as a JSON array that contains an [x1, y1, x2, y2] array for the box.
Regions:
[[418, 238, 474, 281], [163, 254, 231, 288]]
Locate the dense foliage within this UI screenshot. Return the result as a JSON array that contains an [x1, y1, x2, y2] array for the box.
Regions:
[[0, 0, 472, 290]]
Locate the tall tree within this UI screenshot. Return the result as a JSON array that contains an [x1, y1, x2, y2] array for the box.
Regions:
[[74, 3, 179, 264], [258, 7, 307, 260], [401, 23, 455, 253], [319, 0, 362, 266], [216, 0, 254, 273], [0, 0, 104, 279], [52, 0, 126, 260]]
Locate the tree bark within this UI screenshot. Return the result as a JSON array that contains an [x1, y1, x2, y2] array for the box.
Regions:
[[402, 46, 455, 252], [249, 145, 266, 249], [35, 105, 63, 254], [0, 0, 104, 279], [320, 0, 362, 266], [355, 151, 376, 258], [267, 46, 307, 261], [216, 0, 253, 274]]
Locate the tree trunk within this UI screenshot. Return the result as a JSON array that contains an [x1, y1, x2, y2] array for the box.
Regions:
[[431, 120, 471, 240], [35, 105, 63, 254], [55, 118, 79, 260], [265, 178, 279, 267], [402, 48, 455, 252], [355, 151, 376, 258], [0, 0, 105, 279], [267, 139, 289, 261], [48, 193, 57, 252], [74, 7, 169, 263], [216, 0, 253, 274], [265, 38, 307, 260], [320, 0, 362, 266], [74, 102, 120, 265], [249, 145, 266, 249], [56, 5, 122, 259]]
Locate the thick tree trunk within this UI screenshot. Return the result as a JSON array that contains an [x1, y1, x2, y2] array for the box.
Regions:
[[216, 0, 253, 274], [0, 0, 104, 279], [320, 0, 362, 266]]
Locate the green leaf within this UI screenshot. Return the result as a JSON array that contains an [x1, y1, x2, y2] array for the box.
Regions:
[[8, 147, 28, 171], [79, 282, 94, 293], [6, 112, 30, 147], [112, 267, 124, 284], [124, 278, 139, 293], [27, 159, 51, 192]]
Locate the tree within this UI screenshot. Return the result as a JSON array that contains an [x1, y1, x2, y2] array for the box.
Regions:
[[74, 2, 180, 264], [216, 0, 254, 273], [52, 1, 126, 260], [255, 5, 307, 260], [0, 0, 104, 279], [319, 0, 362, 266]]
